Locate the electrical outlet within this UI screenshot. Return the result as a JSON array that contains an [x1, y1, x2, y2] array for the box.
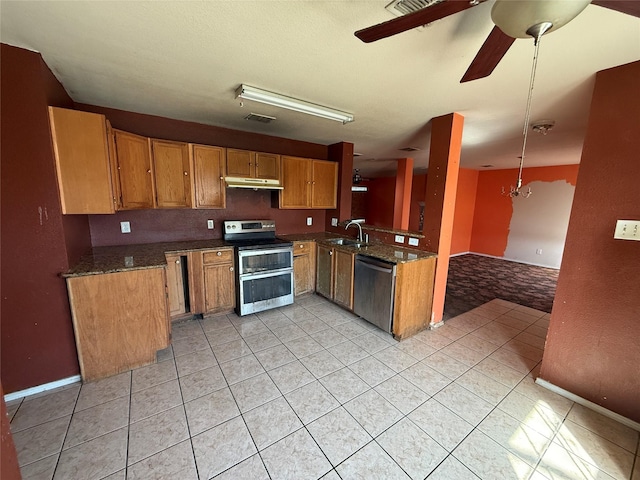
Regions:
[[394, 235, 405, 244], [207, 220, 214, 230], [120, 221, 131, 234], [536, 248, 543, 255], [331, 217, 338, 227], [614, 220, 640, 241], [307, 217, 312, 226], [408, 237, 419, 247]]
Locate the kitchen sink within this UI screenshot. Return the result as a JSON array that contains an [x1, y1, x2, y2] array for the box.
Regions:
[[327, 238, 366, 248]]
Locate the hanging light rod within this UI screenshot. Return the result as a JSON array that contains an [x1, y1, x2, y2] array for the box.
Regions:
[[235, 85, 354, 124]]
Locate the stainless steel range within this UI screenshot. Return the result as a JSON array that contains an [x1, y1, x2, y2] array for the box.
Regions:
[[223, 220, 294, 316]]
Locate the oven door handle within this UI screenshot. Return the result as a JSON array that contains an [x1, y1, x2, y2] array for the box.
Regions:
[[237, 247, 293, 257], [238, 266, 293, 278]]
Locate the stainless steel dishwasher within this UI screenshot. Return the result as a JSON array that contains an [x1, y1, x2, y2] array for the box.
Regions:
[[353, 255, 396, 333]]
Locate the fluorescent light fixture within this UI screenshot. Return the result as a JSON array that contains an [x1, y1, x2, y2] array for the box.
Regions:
[[235, 84, 354, 124]]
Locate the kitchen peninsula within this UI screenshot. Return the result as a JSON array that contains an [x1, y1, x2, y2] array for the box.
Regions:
[[63, 235, 436, 382]]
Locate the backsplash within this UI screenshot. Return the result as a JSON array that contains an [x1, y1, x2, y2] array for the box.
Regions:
[[89, 189, 326, 246]]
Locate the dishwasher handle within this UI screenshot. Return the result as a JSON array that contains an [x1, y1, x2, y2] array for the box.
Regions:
[[355, 255, 396, 275], [357, 261, 393, 274]]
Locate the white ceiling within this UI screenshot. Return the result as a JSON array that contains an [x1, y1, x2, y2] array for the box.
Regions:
[[2, 1, 639, 177]]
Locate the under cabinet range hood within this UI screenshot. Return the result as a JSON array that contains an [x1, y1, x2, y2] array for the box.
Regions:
[[225, 177, 284, 190]]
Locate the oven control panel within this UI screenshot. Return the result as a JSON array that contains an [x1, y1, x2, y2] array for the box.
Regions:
[[224, 220, 276, 235]]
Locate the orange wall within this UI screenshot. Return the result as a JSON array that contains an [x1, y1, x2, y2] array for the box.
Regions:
[[540, 61, 640, 422], [451, 168, 479, 254], [470, 165, 579, 257]]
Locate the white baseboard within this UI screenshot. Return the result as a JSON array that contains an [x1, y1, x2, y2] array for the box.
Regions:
[[535, 378, 640, 432], [4, 375, 82, 403], [449, 251, 471, 257], [462, 251, 561, 270]]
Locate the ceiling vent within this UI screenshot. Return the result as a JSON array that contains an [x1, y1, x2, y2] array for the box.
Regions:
[[385, 0, 446, 25], [244, 113, 276, 124], [399, 146, 421, 152]]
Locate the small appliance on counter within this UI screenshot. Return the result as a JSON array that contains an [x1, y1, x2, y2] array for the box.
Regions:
[[223, 220, 294, 316]]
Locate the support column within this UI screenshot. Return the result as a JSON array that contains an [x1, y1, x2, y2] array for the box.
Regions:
[[393, 158, 413, 230], [423, 113, 464, 325]]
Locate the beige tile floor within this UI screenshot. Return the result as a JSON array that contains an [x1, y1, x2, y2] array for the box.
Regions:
[[8, 296, 640, 480]]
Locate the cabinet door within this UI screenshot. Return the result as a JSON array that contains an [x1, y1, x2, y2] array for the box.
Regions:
[[48, 107, 115, 214], [226, 149, 253, 177], [312, 160, 338, 209], [316, 245, 334, 299], [203, 263, 236, 313], [294, 241, 316, 296], [190, 144, 226, 209], [113, 130, 155, 209], [66, 268, 170, 382], [255, 152, 281, 181], [151, 140, 191, 208], [165, 254, 186, 318], [333, 249, 354, 310], [280, 156, 312, 208]]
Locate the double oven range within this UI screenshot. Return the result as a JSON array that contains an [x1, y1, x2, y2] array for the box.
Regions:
[[223, 220, 294, 316]]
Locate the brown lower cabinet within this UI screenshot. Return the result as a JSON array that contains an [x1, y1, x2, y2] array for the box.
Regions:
[[66, 268, 170, 382], [316, 244, 354, 310], [293, 241, 316, 296], [165, 253, 187, 318], [189, 248, 236, 315]]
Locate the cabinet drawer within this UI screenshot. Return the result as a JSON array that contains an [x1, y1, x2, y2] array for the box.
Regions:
[[202, 249, 234, 265], [293, 241, 313, 256]]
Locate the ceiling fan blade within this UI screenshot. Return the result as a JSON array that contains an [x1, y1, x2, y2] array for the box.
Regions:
[[591, 0, 640, 18], [355, 0, 480, 43], [460, 26, 515, 83]]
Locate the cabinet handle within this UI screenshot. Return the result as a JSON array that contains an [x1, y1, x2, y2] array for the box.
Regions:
[[220, 176, 224, 180], [229, 266, 234, 272], [147, 169, 151, 174], [299, 244, 304, 248], [217, 251, 222, 256], [312, 181, 316, 185], [175, 260, 180, 264], [184, 171, 188, 176], [329, 251, 333, 256]]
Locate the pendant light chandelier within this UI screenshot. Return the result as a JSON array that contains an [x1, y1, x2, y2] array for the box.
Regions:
[[494, 0, 590, 198]]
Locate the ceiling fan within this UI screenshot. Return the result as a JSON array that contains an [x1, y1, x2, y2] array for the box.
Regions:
[[355, 0, 640, 82]]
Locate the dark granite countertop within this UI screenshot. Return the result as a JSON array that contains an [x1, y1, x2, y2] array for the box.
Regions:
[[63, 240, 232, 277], [64, 232, 437, 278], [279, 234, 436, 264]]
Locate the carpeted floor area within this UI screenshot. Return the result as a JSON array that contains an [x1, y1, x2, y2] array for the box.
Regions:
[[443, 254, 559, 321]]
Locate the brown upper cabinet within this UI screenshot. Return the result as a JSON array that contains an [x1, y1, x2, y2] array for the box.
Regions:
[[190, 144, 226, 209], [48, 107, 116, 214], [150, 139, 191, 208], [112, 130, 155, 210], [226, 149, 281, 181], [279, 156, 338, 209]]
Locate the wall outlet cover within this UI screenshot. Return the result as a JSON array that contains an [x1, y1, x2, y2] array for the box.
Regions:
[[394, 235, 405, 244], [408, 237, 419, 246], [207, 220, 214, 229], [536, 248, 543, 255], [120, 221, 131, 234], [614, 220, 640, 241], [307, 217, 313, 226], [331, 217, 338, 227]]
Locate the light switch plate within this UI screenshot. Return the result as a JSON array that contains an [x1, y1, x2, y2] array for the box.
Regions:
[[408, 237, 419, 246], [207, 220, 214, 230], [614, 220, 640, 241], [394, 235, 405, 244], [306, 217, 313, 226], [120, 221, 131, 234], [331, 217, 338, 227]]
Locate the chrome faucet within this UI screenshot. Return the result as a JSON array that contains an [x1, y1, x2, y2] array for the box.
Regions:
[[345, 219, 365, 242]]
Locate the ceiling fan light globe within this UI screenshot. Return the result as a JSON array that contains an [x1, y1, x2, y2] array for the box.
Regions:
[[491, 0, 591, 39]]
